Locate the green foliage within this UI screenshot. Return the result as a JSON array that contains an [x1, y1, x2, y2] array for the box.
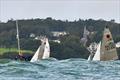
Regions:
[[0, 48, 33, 55], [0, 18, 120, 59], [20, 38, 40, 51], [50, 35, 90, 59]]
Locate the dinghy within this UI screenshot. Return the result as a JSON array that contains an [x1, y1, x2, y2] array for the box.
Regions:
[[30, 37, 50, 62], [15, 20, 26, 60], [88, 26, 118, 61]]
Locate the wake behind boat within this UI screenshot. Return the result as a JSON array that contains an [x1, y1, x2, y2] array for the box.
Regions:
[[88, 26, 118, 61], [30, 37, 50, 62]]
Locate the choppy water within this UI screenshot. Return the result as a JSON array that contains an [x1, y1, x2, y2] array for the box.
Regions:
[[0, 58, 120, 80]]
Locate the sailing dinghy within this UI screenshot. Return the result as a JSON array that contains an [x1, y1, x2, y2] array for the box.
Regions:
[[30, 37, 50, 62], [88, 26, 118, 61]]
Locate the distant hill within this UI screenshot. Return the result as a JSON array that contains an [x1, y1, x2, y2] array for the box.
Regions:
[[0, 17, 120, 59]]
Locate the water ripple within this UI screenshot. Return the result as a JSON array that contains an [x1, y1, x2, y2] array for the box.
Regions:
[[0, 58, 120, 80]]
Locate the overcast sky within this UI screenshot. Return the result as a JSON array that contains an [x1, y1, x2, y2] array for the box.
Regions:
[[0, 0, 120, 23]]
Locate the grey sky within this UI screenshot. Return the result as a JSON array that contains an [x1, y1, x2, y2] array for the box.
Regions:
[[0, 0, 120, 23]]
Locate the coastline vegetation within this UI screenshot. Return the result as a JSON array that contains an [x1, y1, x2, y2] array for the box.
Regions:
[[0, 17, 120, 59]]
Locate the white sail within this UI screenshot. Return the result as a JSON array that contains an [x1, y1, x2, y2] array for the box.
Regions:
[[92, 42, 101, 60], [30, 37, 50, 62], [30, 46, 41, 62], [42, 38, 50, 59], [87, 55, 92, 61], [116, 42, 120, 48]]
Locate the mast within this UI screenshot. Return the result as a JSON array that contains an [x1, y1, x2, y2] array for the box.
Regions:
[[16, 20, 21, 55]]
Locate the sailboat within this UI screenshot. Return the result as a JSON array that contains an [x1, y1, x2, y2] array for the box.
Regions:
[[88, 26, 118, 61], [15, 20, 25, 60], [30, 37, 50, 62]]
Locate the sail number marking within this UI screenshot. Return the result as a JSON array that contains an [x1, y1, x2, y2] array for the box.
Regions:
[[105, 42, 115, 51]]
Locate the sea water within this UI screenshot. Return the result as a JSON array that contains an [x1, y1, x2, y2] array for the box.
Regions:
[[0, 58, 120, 80]]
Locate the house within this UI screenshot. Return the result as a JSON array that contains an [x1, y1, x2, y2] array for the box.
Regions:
[[51, 31, 68, 37]]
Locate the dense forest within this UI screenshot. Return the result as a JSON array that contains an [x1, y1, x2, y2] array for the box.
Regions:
[[0, 17, 120, 59]]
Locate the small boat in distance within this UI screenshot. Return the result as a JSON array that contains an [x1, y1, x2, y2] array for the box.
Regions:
[[15, 20, 34, 61], [15, 20, 27, 60], [30, 37, 50, 62], [88, 26, 118, 61]]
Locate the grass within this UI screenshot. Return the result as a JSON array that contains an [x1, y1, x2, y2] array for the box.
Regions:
[[0, 48, 33, 55]]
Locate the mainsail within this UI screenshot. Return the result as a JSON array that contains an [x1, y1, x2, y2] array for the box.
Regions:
[[30, 38, 50, 62], [89, 26, 118, 61], [42, 38, 50, 59], [99, 27, 118, 61]]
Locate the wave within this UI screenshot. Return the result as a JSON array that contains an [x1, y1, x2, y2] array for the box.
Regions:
[[0, 58, 120, 80]]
